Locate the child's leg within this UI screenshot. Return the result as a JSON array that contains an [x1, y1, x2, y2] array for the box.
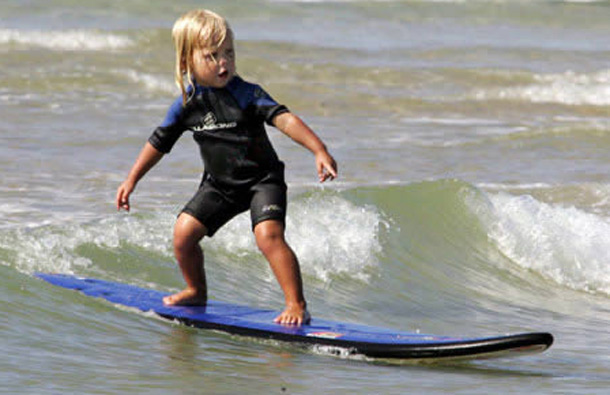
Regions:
[[163, 212, 208, 306], [254, 220, 309, 325]]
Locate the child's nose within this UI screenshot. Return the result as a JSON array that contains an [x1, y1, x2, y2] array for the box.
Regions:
[[217, 54, 230, 66]]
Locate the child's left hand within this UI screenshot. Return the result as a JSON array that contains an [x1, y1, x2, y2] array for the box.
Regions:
[[316, 151, 338, 183], [272, 112, 338, 182]]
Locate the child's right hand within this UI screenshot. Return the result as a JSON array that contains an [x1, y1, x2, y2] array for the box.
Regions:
[[116, 180, 135, 211], [115, 142, 164, 212]]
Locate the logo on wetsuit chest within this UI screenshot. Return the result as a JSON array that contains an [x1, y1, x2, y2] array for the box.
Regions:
[[192, 112, 237, 132]]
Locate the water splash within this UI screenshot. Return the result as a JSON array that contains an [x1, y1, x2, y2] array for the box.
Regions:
[[485, 192, 610, 295], [1, 192, 385, 283], [212, 192, 386, 282]]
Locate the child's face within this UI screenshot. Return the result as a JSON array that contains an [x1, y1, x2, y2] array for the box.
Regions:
[[191, 37, 236, 88]]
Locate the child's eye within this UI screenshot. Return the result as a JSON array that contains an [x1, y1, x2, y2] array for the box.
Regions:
[[203, 52, 217, 63]]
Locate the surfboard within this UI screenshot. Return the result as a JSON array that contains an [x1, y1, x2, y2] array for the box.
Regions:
[[36, 273, 553, 361]]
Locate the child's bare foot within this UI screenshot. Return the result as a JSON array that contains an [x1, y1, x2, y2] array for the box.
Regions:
[[274, 304, 310, 326], [163, 287, 207, 306]]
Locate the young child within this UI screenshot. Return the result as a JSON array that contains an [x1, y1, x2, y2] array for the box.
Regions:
[[115, 9, 337, 326]]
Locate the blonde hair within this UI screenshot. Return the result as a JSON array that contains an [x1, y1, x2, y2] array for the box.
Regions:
[[172, 9, 233, 104]]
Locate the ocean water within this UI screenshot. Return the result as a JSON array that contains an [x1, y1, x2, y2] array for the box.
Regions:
[[1, 0, 609, 393]]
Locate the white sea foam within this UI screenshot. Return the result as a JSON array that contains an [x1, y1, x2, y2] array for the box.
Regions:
[[310, 345, 368, 361], [2, 193, 384, 283], [2, 226, 92, 275], [288, 194, 385, 281], [485, 192, 610, 295], [474, 70, 610, 106], [212, 193, 386, 281], [0, 212, 175, 275], [476, 182, 554, 191], [0, 29, 133, 51], [117, 69, 176, 94]]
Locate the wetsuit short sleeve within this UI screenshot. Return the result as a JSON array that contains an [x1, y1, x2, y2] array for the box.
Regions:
[[253, 86, 289, 125], [228, 80, 290, 126], [260, 102, 289, 126], [148, 96, 185, 153]]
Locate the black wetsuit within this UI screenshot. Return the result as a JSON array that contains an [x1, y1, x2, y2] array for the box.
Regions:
[[148, 76, 289, 235]]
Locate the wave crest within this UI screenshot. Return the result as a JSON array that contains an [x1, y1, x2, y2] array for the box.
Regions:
[[474, 70, 610, 106], [0, 29, 134, 51]]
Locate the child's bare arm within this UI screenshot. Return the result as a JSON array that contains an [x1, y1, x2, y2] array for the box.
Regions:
[[116, 142, 165, 211], [273, 112, 338, 182]]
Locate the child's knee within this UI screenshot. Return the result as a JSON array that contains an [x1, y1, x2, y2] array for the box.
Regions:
[[254, 222, 285, 254], [173, 214, 206, 253], [173, 233, 197, 254]]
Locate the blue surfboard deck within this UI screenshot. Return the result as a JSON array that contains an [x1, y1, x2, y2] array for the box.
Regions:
[[36, 273, 553, 361]]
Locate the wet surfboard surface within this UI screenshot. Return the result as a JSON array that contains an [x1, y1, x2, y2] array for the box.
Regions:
[[36, 273, 553, 361]]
